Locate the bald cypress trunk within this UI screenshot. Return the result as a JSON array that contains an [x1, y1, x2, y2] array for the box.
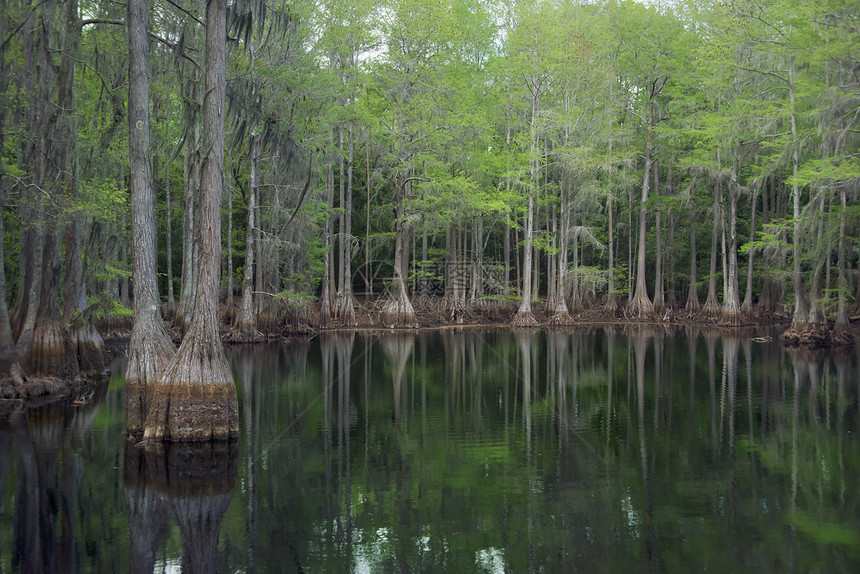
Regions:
[[630, 103, 655, 318], [125, 0, 176, 434], [721, 177, 742, 325], [60, 0, 105, 377], [684, 205, 700, 314], [144, 0, 238, 441], [227, 133, 262, 342], [701, 183, 721, 320], [383, 137, 417, 328], [26, 0, 79, 382], [512, 89, 540, 327]]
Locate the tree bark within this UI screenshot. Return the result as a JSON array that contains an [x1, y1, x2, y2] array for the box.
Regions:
[[684, 204, 700, 314], [165, 109, 176, 318], [782, 65, 809, 343], [144, 0, 238, 441], [126, 0, 176, 434], [383, 140, 417, 327], [338, 121, 356, 325], [229, 133, 262, 342], [550, 173, 572, 325], [629, 103, 655, 317], [513, 85, 540, 326], [833, 187, 853, 345], [701, 183, 721, 319], [721, 178, 742, 325], [742, 186, 758, 315], [653, 160, 664, 312], [321, 152, 335, 327], [60, 0, 105, 377], [176, 78, 201, 332]]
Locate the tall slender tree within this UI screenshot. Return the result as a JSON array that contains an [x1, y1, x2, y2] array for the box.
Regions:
[[145, 0, 238, 441]]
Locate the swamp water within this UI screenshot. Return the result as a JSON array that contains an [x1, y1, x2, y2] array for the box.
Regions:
[[1, 328, 859, 572]]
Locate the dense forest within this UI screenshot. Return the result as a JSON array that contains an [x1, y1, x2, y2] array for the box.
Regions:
[[0, 0, 858, 392]]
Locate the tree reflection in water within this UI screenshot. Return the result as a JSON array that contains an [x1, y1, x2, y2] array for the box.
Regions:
[[1, 330, 859, 572], [124, 440, 237, 574]]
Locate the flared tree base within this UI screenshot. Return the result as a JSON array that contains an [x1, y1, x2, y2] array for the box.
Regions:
[[71, 326, 107, 378], [143, 330, 238, 441], [29, 317, 80, 381], [719, 310, 745, 327], [125, 334, 176, 435], [780, 322, 831, 348], [512, 310, 540, 327], [548, 311, 576, 326], [831, 324, 854, 347], [383, 297, 418, 329], [144, 383, 238, 441], [223, 323, 265, 343], [337, 294, 358, 328]]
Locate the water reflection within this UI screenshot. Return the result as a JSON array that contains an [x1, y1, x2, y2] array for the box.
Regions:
[[1, 330, 859, 572], [0, 383, 108, 573], [124, 441, 236, 574]]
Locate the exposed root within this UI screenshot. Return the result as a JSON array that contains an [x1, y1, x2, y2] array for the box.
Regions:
[[548, 311, 576, 326], [222, 326, 266, 344], [780, 321, 831, 348], [511, 310, 540, 327], [831, 325, 854, 347], [382, 298, 418, 329]]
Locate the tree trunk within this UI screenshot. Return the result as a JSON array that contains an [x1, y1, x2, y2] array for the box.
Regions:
[[833, 187, 853, 345], [144, 0, 238, 441], [320, 154, 335, 327], [742, 186, 758, 316], [701, 183, 721, 319], [629, 104, 655, 317], [550, 175, 572, 325], [512, 88, 539, 326], [25, 0, 79, 382], [802, 195, 830, 346], [339, 121, 356, 326], [125, 0, 177, 434], [60, 0, 105, 377], [721, 179, 742, 325], [229, 133, 261, 342], [383, 152, 417, 327], [176, 106, 201, 332], [606, 195, 618, 312], [223, 153, 233, 323], [653, 160, 664, 313], [337, 125, 346, 317], [782, 65, 808, 343], [165, 110, 176, 318], [685, 204, 700, 314], [364, 128, 372, 297]]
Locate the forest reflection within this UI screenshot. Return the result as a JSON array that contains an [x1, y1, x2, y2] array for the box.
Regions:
[[0, 329, 858, 572]]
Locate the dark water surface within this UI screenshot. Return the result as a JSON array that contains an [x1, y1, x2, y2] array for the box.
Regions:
[[2, 328, 860, 572]]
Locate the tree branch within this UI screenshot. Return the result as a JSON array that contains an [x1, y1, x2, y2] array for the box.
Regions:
[[81, 19, 200, 69]]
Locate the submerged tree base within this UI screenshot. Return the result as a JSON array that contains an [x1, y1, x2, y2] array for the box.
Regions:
[[143, 332, 238, 441], [143, 382, 239, 441], [125, 335, 176, 435]]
